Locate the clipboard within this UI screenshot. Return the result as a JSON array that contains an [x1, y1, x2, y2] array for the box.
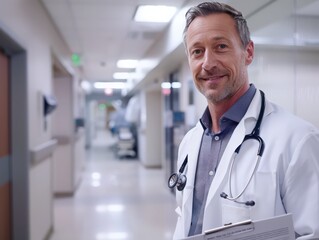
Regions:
[[183, 214, 295, 240]]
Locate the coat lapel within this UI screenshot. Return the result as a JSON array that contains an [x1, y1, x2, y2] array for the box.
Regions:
[[181, 122, 204, 235]]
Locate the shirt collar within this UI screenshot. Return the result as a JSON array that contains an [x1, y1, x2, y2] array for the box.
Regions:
[[200, 84, 256, 131]]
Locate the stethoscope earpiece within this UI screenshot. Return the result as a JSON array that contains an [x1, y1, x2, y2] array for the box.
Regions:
[[221, 192, 255, 206], [245, 200, 255, 207], [220, 192, 228, 199]]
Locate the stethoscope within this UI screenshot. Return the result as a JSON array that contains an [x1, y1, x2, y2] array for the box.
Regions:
[[168, 91, 265, 207], [168, 155, 188, 191]]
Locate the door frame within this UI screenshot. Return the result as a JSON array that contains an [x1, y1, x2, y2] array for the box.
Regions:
[[0, 25, 29, 240]]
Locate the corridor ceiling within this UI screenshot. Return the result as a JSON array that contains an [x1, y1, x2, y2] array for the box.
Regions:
[[41, 0, 319, 95], [41, 0, 187, 83]]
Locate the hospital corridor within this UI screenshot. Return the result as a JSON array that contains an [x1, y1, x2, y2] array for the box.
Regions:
[[49, 129, 176, 240], [1, 0, 319, 240]]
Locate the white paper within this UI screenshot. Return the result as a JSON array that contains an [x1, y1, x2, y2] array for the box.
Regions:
[[183, 214, 295, 240]]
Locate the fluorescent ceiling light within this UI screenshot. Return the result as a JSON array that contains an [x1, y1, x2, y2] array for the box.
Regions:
[[161, 82, 181, 89], [134, 5, 177, 23], [172, 82, 181, 88], [161, 82, 171, 89], [113, 72, 134, 80], [117, 59, 138, 69], [94, 82, 126, 89]]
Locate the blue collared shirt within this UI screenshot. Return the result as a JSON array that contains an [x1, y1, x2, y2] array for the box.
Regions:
[[188, 85, 256, 236]]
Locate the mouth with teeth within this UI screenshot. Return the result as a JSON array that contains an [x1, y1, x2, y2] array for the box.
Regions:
[[199, 74, 227, 85]]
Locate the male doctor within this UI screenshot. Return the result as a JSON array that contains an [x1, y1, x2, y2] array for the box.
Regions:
[[171, 2, 319, 239]]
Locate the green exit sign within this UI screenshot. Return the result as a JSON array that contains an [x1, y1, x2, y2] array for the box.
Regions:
[[71, 53, 81, 66]]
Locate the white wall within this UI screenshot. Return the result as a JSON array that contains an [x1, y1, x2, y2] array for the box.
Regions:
[[52, 75, 86, 194], [250, 46, 319, 128], [0, 0, 77, 239], [138, 89, 163, 167], [0, 0, 75, 147], [29, 158, 52, 240], [52, 76, 74, 194]]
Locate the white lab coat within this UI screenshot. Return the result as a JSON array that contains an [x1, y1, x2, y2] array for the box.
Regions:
[[173, 91, 319, 239]]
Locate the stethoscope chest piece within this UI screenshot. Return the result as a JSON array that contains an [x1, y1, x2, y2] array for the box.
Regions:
[[168, 173, 179, 188], [168, 155, 188, 191], [168, 172, 187, 191]]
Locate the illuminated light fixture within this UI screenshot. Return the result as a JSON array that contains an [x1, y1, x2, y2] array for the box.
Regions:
[[113, 72, 131, 80], [161, 82, 171, 89], [134, 5, 177, 23], [172, 82, 182, 88], [94, 82, 126, 89], [161, 82, 181, 89], [117, 59, 138, 69]]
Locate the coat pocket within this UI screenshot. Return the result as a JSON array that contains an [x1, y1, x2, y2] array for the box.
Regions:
[[221, 203, 251, 225]]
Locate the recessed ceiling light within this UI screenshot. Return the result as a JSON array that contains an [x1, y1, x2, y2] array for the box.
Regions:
[[134, 5, 177, 23], [94, 82, 126, 89], [117, 59, 138, 69]]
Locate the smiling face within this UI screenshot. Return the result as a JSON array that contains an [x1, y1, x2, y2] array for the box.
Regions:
[[186, 13, 254, 105]]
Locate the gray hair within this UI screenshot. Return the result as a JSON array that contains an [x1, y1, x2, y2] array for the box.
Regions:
[[183, 2, 251, 48]]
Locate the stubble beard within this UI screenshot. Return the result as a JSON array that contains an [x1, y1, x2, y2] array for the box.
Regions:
[[201, 81, 235, 105]]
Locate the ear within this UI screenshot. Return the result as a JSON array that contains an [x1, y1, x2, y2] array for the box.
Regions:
[[245, 40, 254, 65]]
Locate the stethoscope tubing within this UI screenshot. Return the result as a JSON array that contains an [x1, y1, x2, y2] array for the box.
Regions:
[[222, 90, 265, 204], [227, 154, 262, 201], [168, 90, 266, 203]]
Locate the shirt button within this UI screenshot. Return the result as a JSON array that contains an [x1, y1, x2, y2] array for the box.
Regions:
[[214, 135, 220, 141], [209, 170, 214, 176]]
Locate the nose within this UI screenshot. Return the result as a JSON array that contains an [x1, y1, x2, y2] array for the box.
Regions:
[[202, 50, 217, 71]]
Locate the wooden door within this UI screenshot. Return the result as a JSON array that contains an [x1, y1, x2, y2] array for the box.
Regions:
[[0, 50, 12, 239]]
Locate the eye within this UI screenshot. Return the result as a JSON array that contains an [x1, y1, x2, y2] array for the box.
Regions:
[[191, 49, 203, 57], [217, 44, 228, 51]]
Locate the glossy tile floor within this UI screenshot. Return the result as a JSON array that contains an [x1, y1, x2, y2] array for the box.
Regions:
[[50, 130, 177, 240]]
